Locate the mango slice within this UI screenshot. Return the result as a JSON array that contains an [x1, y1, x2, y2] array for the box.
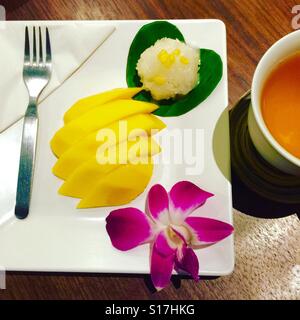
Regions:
[[77, 161, 154, 208], [50, 99, 158, 157], [53, 114, 166, 180], [64, 87, 142, 123], [59, 137, 160, 198]]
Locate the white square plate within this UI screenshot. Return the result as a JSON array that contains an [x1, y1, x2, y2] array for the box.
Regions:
[[0, 20, 234, 276]]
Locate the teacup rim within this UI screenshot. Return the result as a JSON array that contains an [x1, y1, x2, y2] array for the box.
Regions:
[[251, 29, 300, 168]]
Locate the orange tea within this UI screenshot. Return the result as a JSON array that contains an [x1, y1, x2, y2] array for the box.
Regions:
[[261, 52, 300, 159]]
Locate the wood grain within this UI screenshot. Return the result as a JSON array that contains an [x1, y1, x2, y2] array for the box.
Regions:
[[0, 0, 298, 300]]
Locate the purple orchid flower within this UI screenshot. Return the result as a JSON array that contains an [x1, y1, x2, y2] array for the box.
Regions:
[[106, 181, 234, 291]]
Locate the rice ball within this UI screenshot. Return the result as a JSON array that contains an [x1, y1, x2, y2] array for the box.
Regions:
[[136, 38, 200, 101]]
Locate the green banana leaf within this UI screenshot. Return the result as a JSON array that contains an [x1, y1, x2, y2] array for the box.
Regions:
[[126, 21, 223, 117]]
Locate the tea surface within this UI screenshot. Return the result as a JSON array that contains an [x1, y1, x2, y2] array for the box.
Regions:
[[262, 52, 300, 159]]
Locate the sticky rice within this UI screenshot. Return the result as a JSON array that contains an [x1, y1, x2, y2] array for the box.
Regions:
[[136, 38, 200, 100]]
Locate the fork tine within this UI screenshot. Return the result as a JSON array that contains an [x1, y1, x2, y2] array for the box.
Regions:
[[32, 26, 37, 64], [38, 27, 43, 64], [46, 27, 51, 64], [24, 26, 30, 64]]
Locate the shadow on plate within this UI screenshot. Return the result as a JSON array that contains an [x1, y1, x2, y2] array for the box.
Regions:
[[212, 108, 231, 182]]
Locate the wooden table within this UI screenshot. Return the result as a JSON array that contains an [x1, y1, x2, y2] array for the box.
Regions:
[[0, 0, 299, 300]]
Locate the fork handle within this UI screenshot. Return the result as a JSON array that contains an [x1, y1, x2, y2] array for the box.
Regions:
[[15, 102, 38, 220]]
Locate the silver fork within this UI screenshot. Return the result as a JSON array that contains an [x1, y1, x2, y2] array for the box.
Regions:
[[15, 26, 52, 220]]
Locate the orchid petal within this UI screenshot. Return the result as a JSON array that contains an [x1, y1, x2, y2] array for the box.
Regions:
[[151, 237, 175, 290], [106, 208, 153, 251], [147, 184, 169, 225], [175, 246, 199, 281], [154, 231, 176, 257], [185, 217, 234, 245], [169, 181, 214, 223]]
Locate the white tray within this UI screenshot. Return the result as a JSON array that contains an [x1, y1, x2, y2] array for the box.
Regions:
[[0, 20, 234, 276]]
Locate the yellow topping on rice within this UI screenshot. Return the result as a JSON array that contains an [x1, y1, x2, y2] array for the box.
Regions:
[[158, 49, 176, 68], [152, 76, 166, 85], [173, 49, 181, 56], [158, 49, 168, 63], [180, 56, 189, 65], [158, 48, 187, 68]]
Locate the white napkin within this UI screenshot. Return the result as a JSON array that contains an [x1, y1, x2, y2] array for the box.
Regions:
[[0, 21, 115, 132]]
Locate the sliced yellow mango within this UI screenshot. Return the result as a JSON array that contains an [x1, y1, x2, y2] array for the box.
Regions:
[[64, 87, 142, 123], [58, 137, 160, 198], [53, 114, 165, 180], [77, 161, 154, 208], [50, 99, 158, 157]]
